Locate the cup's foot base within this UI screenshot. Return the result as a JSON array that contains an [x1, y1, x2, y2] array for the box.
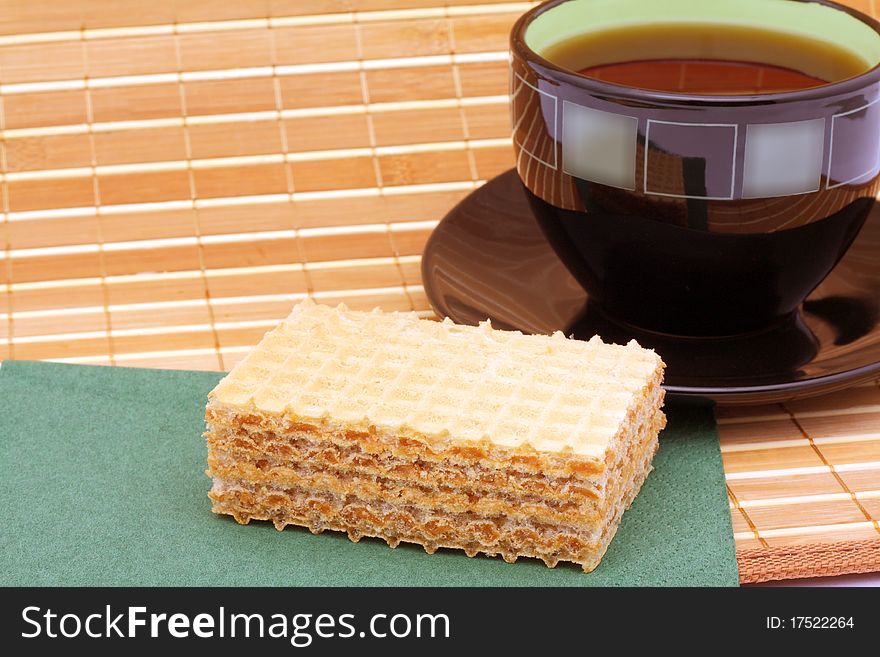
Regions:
[[568, 302, 819, 388], [577, 302, 802, 342]]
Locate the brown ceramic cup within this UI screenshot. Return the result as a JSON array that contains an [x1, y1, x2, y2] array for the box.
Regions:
[[510, 0, 880, 336]]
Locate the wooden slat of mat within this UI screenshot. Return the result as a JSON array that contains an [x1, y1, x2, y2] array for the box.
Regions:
[[718, 381, 880, 580], [1, 0, 879, 583]]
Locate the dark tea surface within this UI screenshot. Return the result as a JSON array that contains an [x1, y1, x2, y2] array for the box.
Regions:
[[578, 58, 828, 94], [542, 23, 867, 94]]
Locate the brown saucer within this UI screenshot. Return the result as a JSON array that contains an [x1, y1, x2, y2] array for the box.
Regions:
[[422, 170, 880, 404]]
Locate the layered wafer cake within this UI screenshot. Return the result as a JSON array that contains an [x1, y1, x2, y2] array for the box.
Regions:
[[205, 300, 666, 572]]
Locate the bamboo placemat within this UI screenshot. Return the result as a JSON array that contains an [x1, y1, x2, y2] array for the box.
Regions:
[[1, 0, 878, 583]]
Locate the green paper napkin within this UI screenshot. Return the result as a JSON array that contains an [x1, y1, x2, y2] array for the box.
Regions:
[[0, 360, 738, 586]]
